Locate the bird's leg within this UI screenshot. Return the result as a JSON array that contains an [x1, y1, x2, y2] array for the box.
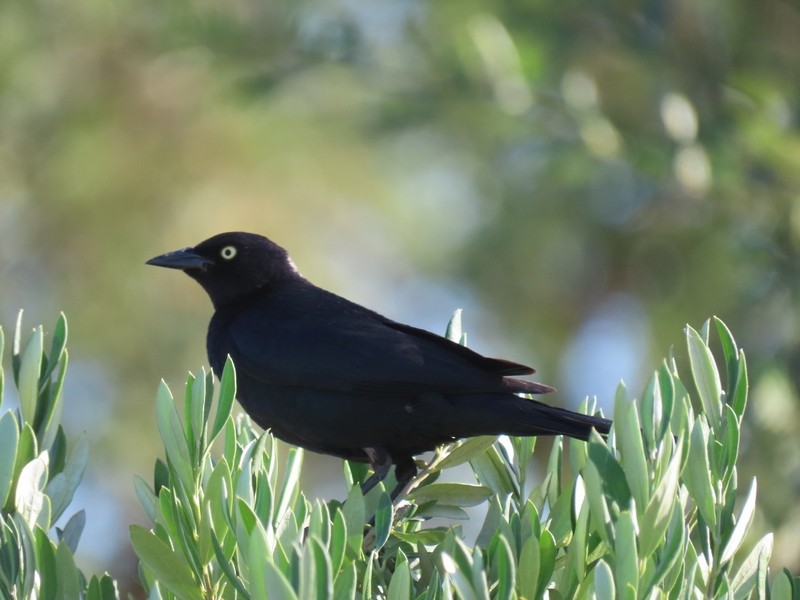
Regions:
[[360, 447, 392, 495], [388, 456, 418, 501]]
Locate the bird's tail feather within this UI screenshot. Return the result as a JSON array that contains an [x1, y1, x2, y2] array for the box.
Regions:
[[452, 394, 611, 441]]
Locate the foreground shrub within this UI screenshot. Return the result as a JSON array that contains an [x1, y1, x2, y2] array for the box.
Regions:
[[0, 313, 118, 599], [130, 313, 798, 599], [2, 312, 796, 598]]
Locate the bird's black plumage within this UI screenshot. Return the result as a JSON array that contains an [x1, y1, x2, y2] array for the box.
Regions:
[[147, 232, 611, 498]]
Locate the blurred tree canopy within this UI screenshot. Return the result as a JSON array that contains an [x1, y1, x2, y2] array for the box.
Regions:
[[2, 0, 800, 590]]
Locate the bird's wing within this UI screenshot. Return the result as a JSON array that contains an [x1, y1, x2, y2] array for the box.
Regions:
[[224, 295, 546, 396]]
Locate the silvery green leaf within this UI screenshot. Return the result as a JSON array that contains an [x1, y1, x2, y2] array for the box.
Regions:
[[130, 525, 203, 600], [445, 309, 463, 342], [594, 560, 615, 599], [614, 511, 638, 600], [46, 432, 88, 523], [15, 452, 49, 529], [768, 569, 795, 600], [721, 478, 757, 564], [18, 327, 43, 427], [410, 483, 492, 507], [373, 492, 393, 551], [134, 475, 158, 524], [211, 356, 237, 445], [155, 381, 193, 492], [387, 549, 412, 600], [685, 418, 716, 528], [0, 411, 19, 509], [686, 325, 722, 429], [55, 541, 81, 600], [57, 509, 86, 554], [614, 383, 649, 511], [639, 445, 681, 557], [437, 436, 497, 470]]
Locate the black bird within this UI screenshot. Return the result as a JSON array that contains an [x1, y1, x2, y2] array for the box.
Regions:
[[147, 232, 611, 498]]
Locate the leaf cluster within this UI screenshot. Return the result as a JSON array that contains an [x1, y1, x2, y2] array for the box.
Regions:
[[130, 312, 800, 599], [0, 312, 118, 599]]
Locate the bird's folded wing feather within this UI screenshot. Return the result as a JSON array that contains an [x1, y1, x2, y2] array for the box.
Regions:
[[226, 308, 539, 396]]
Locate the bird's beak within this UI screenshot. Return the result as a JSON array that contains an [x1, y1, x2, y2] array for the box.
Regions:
[[146, 247, 212, 270]]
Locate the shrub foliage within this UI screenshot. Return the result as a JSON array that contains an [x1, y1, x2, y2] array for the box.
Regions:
[[0, 312, 797, 599]]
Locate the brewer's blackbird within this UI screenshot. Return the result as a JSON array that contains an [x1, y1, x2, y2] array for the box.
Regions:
[[147, 232, 611, 498]]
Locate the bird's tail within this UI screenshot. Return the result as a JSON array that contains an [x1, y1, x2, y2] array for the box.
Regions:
[[451, 394, 611, 441]]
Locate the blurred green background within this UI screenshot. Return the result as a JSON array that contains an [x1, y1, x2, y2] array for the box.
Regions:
[[2, 0, 800, 594]]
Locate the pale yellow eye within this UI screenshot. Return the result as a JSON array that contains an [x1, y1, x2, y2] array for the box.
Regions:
[[220, 245, 237, 260]]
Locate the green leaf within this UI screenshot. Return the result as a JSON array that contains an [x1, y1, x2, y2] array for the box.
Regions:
[[686, 325, 722, 428], [333, 561, 357, 600], [342, 484, 365, 559], [155, 381, 193, 492], [46, 432, 89, 523], [16, 453, 50, 529], [210, 530, 251, 600], [12, 310, 24, 384], [387, 549, 412, 600], [518, 535, 540, 600], [0, 323, 4, 402], [586, 432, 631, 508], [469, 445, 516, 497], [437, 436, 497, 470], [18, 327, 43, 427], [647, 502, 686, 593], [45, 313, 68, 377], [614, 511, 638, 600], [685, 418, 717, 528], [257, 550, 299, 600], [492, 534, 515, 600], [129, 525, 203, 600], [35, 527, 58, 600], [731, 350, 748, 419], [410, 483, 492, 507], [414, 503, 470, 520], [57, 510, 86, 554], [613, 383, 649, 511], [329, 509, 347, 575], [304, 537, 332, 600], [210, 356, 236, 444], [86, 575, 117, 600], [769, 569, 795, 600], [55, 541, 81, 600], [720, 478, 757, 564], [581, 455, 612, 545], [373, 492, 393, 551], [274, 446, 303, 527], [39, 351, 67, 452], [593, 560, 615, 599], [441, 550, 480, 600], [187, 368, 206, 460], [538, 530, 557, 598], [134, 475, 158, 524], [639, 445, 681, 557], [0, 411, 20, 509], [729, 532, 772, 598], [445, 309, 463, 342]]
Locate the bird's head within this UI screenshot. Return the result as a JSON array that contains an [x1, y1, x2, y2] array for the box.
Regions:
[[147, 232, 301, 308]]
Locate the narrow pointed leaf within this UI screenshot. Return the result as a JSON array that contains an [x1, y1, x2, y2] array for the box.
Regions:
[[720, 478, 757, 564], [373, 491, 393, 551], [410, 483, 492, 507], [210, 356, 236, 444], [437, 436, 497, 470], [18, 327, 43, 426], [686, 325, 722, 428], [129, 525, 203, 600]]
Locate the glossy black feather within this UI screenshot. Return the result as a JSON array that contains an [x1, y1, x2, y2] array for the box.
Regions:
[[148, 232, 612, 498]]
